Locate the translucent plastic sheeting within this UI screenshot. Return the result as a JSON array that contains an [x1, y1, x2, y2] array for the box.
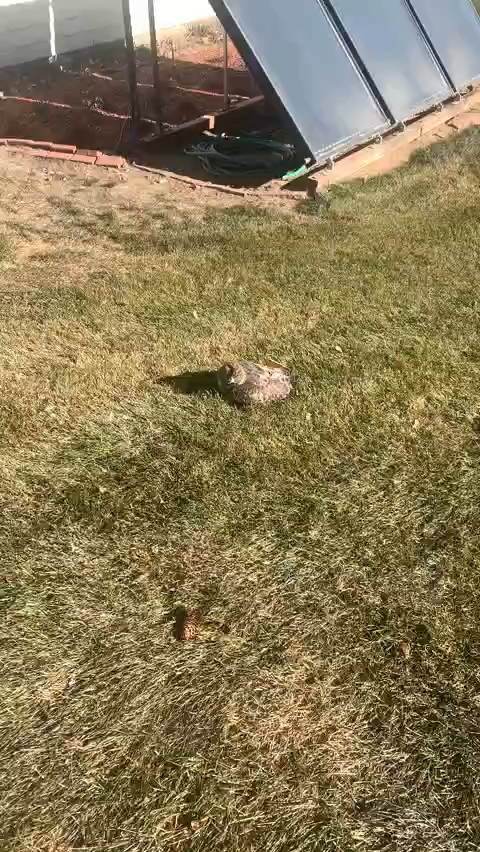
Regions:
[[408, 0, 480, 90], [328, 0, 451, 121], [209, 0, 389, 161]]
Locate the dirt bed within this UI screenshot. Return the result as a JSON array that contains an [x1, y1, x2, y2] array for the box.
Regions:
[[0, 32, 258, 152]]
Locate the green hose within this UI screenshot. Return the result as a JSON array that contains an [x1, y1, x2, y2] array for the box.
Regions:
[[184, 135, 297, 179]]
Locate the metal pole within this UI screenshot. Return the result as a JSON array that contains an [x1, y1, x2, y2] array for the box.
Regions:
[[223, 27, 229, 109], [121, 0, 140, 129], [48, 0, 57, 61], [148, 0, 162, 121]]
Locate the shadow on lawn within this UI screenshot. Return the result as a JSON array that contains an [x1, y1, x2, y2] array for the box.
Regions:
[[157, 370, 220, 397]]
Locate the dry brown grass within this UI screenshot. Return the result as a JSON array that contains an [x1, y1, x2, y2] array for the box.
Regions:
[[1, 131, 480, 851]]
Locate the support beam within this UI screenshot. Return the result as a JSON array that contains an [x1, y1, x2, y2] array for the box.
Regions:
[[223, 28, 229, 110], [148, 0, 162, 123], [141, 95, 266, 150], [121, 0, 141, 131]]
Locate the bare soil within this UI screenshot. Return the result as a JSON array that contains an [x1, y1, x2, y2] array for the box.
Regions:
[[0, 32, 259, 152], [0, 144, 296, 221]]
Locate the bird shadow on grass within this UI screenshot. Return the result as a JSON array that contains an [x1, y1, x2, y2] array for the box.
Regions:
[[156, 370, 220, 397]]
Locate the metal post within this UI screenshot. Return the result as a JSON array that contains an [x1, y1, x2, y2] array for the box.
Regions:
[[121, 0, 140, 129], [223, 27, 229, 109], [48, 0, 57, 61], [148, 0, 162, 121]]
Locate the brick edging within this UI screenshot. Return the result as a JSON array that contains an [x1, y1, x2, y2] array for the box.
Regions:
[[0, 138, 127, 169]]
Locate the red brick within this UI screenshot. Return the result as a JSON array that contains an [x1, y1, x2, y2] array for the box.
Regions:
[[80, 149, 102, 158], [95, 153, 127, 169], [70, 154, 97, 164], [6, 139, 53, 149], [50, 143, 77, 154], [31, 150, 73, 161]]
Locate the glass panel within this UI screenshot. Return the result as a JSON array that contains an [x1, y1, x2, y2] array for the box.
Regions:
[[409, 0, 480, 90], [211, 0, 389, 160], [329, 0, 451, 119]]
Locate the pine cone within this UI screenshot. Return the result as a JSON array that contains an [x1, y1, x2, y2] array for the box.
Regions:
[[182, 613, 201, 641], [173, 606, 201, 641]]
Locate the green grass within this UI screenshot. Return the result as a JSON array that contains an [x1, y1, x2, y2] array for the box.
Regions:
[[2, 129, 480, 852]]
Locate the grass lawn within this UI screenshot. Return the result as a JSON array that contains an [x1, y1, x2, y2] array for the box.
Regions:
[[1, 130, 480, 852]]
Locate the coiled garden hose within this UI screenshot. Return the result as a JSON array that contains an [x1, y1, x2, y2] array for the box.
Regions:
[[184, 135, 297, 179]]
